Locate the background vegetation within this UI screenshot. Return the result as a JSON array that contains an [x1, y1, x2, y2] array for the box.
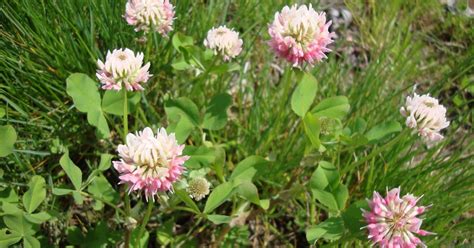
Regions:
[[0, 0, 473, 247]]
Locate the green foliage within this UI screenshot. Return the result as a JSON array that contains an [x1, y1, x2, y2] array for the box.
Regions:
[[306, 217, 345, 244], [303, 113, 321, 149], [229, 156, 269, 181], [204, 181, 235, 214], [291, 71, 318, 117], [183, 146, 217, 169], [207, 214, 232, 225], [365, 120, 402, 143], [59, 151, 83, 191], [310, 162, 348, 213], [102, 90, 141, 116], [66, 73, 110, 138], [202, 93, 232, 130], [22, 176, 46, 214], [0, 125, 17, 157], [165, 97, 200, 143], [312, 96, 350, 120]]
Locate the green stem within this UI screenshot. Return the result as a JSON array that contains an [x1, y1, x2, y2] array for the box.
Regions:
[[145, 32, 153, 61], [123, 89, 129, 138], [136, 200, 154, 246], [122, 88, 131, 248], [309, 192, 316, 225]]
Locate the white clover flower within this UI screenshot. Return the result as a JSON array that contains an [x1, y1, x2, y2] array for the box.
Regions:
[[96, 48, 151, 91], [125, 0, 175, 36], [113, 127, 189, 201], [187, 177, 211, 201], [204, 26, 243, 61], [400, 93, 450, 143], [268, 4, 335, 67]]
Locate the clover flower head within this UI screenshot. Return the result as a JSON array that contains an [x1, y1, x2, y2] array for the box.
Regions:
[[113, 127, 189, 201], [125, 0, 174, 35], [268, 4, 335, 67], [187, 177, 211, 201], [96, 48, 151, 91], [400, 93, 449, 144], [362, 188, 435, 247], [204, 25, 243, 61]]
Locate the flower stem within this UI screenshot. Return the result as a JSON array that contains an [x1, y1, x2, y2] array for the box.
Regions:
[[122, 88, 131, 247], [122, 89, 130, 213], [123, 88, 129, 139], [136, 200, 154, 246]]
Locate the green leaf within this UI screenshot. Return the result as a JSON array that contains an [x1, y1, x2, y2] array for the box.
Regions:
[[101, 90, 141, 116], [165, 97, 200, 126], [183, 146, 216, 169], [72, 191, 84, 205], [165, 97, 200, 142], [1, 202, 22, 214], [156, 220, 174, 246], [66, 226, 84, 245], [169, 115, 195, 144], [229, 156, 269, 181], [66, 73, 110, 138], [310, 161, 340, 191], [303, 113, 321, 149], [207, 214, 232, 225], [88, 111, 111, 139], [291, 72, 318, 117], [342, 200, 368, 238], [312, 96, 350, 120], [23, 235, 40, 248], [259, 199, 270, 210], [130, 229, 149, 248], [0, 187, 19, 203], [3, 213, 36, 236], [0, 125, 17, 157], [353, 117, 367, 134], [365, 120, 402, 142], [306, 225, 327, 244], [87, 175, 119, 210], [52, 188, 75, 196], [236, 181, 260, 205], [313, 189, 339, 211], [209, 63, 241, 74], [171, 58, 192, 71], [83, 222, 120, 247], [22, 175, 46, 214], [202, 93, 232, 130], [0, 229, 22, 247], [212, 146, 226, 183], [204, 182, 236, 214], [98, 154, 113, 171], [175, 189, 201, 214], [0, 107, 5, 118], [59, 151, 83, 190], [24, 212, 52, 224], [334, 184, 349, 210], [66, 73, 101, 112], [172, 33, 194, 51], [306, 217, 344, 243]]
